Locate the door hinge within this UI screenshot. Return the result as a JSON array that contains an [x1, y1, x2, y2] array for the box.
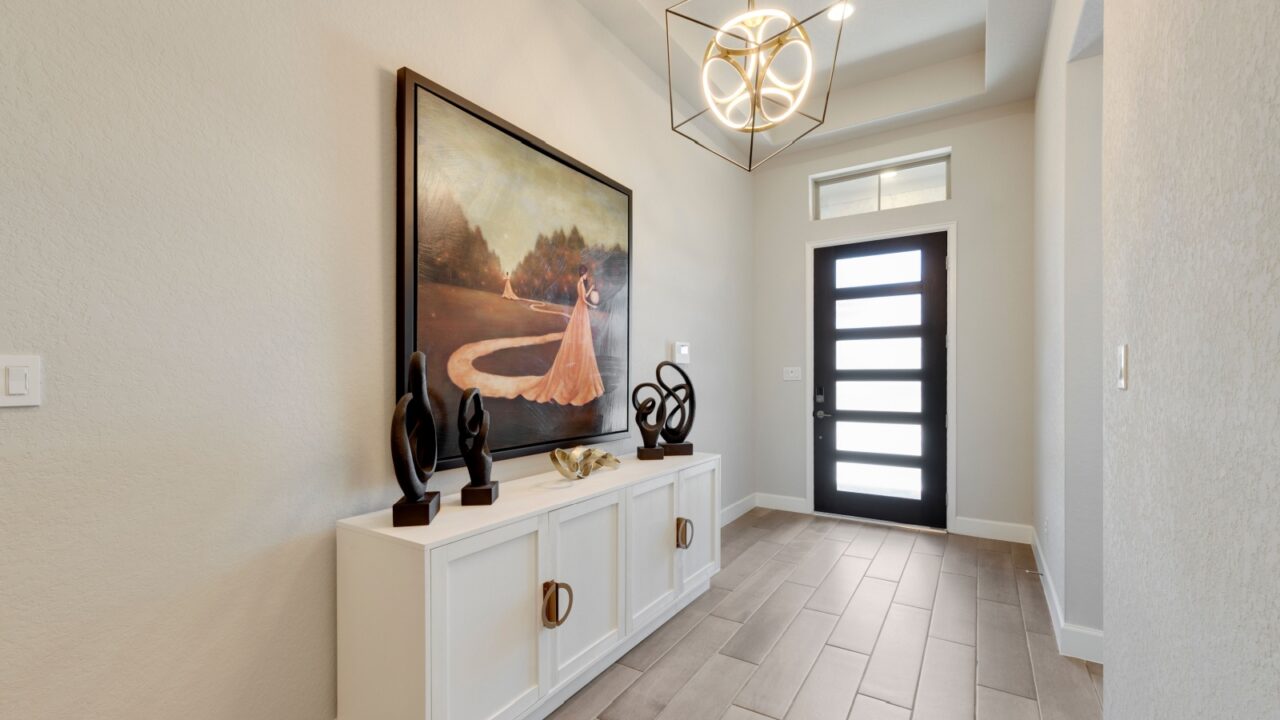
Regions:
[[945, 256, 950, 271]]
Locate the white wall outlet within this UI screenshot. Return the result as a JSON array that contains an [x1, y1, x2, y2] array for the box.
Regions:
[[782, 366, 802, 382], [670, 341, 691, 365], [0, 355, 42, 407], [1117, 344, 1128, 390]]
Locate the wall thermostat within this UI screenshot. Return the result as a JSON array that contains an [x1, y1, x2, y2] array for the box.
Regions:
[[670, 341, 691, 365]]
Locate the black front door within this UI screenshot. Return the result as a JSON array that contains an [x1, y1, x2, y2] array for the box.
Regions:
[[812, 232, 947, 528]]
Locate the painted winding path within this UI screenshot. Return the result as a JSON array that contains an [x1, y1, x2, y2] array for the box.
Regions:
[[445, 300, 572, 400]]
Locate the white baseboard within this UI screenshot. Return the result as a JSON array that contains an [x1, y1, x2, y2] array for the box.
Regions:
[[720, 493, 757, 527], [949, 515, 1034, 544], [754, 493, 810, 513], [1032, 531, 1104, 663]]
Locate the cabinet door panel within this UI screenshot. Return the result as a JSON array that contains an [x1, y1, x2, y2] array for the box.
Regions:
[[431, 516, 547, 720], [626, 473, 679, 633], [678, 461, 721, 589], [549, 491, 625, 689]]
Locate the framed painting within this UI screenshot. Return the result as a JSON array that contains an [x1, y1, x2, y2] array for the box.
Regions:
[[396, 68, 632, 469]]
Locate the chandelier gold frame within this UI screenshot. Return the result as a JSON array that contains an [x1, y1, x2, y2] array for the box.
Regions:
[[666, 0, 848, 171]]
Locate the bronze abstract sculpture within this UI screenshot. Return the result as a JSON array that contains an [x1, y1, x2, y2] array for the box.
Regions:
[[458, 388, 498, 505], [631, 382, 668, 460], [550, 446, 621, 480], [390, 351, 440, 526], [656, 361, 695, 455]]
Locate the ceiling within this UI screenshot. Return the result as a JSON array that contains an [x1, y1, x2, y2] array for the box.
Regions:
[[576, 0, 1051, 152]]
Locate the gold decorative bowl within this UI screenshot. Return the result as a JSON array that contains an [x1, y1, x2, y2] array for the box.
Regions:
[[550, 446, 621, 480]]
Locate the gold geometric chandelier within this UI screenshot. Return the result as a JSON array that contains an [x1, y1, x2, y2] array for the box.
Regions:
[[667, 0, 850, 170]]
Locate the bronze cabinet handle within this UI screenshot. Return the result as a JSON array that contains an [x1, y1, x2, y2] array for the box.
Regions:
[[555, 582, 573, 627], [542, 581, 558, 628], [676, 517, 695, 549], [541, 580, 575, 628]]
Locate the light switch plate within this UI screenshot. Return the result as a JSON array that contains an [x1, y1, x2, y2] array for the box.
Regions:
[[670, 341, 691, 365], [0, 355, 42, 407], [782, 366, 802, 382], [1117, 344, 1128, 390]]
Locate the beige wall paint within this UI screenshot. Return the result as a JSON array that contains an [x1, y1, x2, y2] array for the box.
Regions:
[[750, 102, 1036, 527], [1062, 52, 1103, 634], [1032, 0, 1106, 642], [0, 1, 754, 717], [1104, 1, 1280, 716]]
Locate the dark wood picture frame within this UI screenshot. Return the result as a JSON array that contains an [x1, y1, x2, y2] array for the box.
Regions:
[[396, 67, 633, 469]]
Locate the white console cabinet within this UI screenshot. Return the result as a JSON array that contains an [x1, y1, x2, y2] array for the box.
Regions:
[[337, 453, 720, 720]]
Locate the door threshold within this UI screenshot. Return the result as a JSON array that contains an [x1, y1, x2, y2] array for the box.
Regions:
[[811, 510, 947, 535]]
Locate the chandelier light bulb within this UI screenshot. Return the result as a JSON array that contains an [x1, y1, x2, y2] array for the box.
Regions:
[[700, 8, 814, 133], [827, 2, 855, 21]]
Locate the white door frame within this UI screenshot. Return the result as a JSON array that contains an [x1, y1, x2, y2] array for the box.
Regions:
[[804, 222, 958, 530]]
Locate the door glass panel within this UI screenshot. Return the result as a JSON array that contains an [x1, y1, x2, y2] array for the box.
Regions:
[[836, 421, 922, 456], [835, 294, 921, 329], [836, 462, 922, 499], [835, 337, 921, 370], [836, 381, 922, 412], [834, 250, 921, 288]]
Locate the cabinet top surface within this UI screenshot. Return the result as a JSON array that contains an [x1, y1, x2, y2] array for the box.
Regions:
[[338, 452, 720, 550]]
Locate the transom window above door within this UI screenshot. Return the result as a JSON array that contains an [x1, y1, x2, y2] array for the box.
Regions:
[[812, 153, 951, 220]]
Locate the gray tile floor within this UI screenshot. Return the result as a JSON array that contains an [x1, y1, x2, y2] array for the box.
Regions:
[[551, 509, 1104, 720]]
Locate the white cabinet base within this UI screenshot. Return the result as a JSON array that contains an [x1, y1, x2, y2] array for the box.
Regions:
[[338, 453, 720, 720]]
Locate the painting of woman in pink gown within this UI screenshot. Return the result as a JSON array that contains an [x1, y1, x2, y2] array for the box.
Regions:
[[401, 74, 630, 468], [521, 266, 604, 405]]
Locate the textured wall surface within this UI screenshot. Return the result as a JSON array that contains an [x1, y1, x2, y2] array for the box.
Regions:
[[1104, 1, 1280, 717], [0, 1, 754, 718], [1033, 0, 1106, 636], [750, 102, 1037, 527], [1062, 53, 1103, 633], [1034, 0, 1071, 605]]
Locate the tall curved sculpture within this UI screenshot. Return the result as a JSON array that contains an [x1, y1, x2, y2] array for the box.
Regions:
[[390, 351, 440, 526], [655, 361, 695, 455]]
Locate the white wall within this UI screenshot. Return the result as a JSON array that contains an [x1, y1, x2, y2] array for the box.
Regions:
[[1031, 0, 1104, 655], [750, 101, 1036, 531], [1062, 53, 1103, 635], [0, 1, 754, 718], [1104, 1, 1280, 716]]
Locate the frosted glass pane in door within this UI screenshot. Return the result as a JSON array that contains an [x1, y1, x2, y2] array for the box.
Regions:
[[836, 462, 922, 499], [836, 421, 922, 456], [834, 250, 921, 288], [835, 294, 921, 329], [836, 381, 922, 412], [835, 338, 921, 370]]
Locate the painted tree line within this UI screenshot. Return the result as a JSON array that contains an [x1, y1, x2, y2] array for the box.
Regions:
[[419, 188, 626, 307]]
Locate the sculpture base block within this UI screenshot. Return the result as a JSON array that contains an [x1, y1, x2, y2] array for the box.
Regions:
[[392, 492, 440, 527], [637, 446, 665, 460], [461, 482, 499, 506], [661, 442, 693, 456]]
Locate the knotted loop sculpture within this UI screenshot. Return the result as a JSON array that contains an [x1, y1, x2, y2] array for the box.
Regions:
[[655, 361, 696, 455], [390, 351, 440, 526], [458, 388, 498, 505], [632, 381, 668, 460]]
